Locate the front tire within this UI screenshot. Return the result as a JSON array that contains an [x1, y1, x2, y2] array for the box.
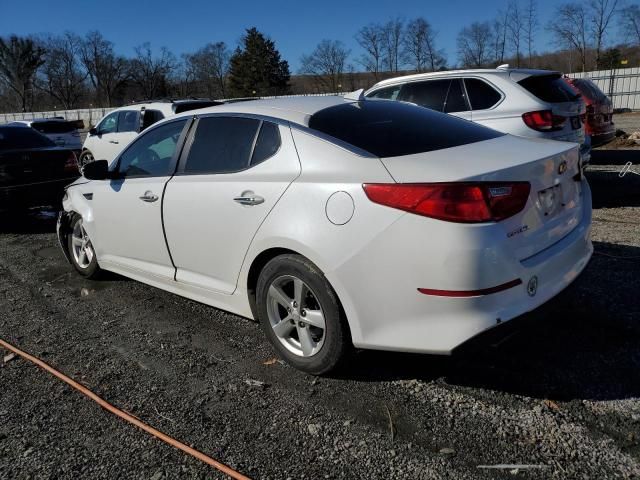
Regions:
[[78, 150, 95, 169], [68, 214, 101, 278], [256, 254, 351, 375]]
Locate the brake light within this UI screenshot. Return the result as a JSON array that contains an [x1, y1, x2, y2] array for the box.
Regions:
[[362, 182, 531, 223], [64, 151, 79, 174], [522, 110, 566, 131]]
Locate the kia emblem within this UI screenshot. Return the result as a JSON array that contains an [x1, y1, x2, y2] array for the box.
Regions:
[[558, 161, 568, 175], [527, 276, 538, 297]]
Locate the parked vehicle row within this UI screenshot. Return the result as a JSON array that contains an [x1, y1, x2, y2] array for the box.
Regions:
[[564, 77, 616, 147], [58, 94, 593, 374]]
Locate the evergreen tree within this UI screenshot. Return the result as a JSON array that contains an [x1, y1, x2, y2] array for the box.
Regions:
[[228, 27, 290, 97]]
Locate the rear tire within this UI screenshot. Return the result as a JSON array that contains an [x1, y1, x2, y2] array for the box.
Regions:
[[256, 254, 351, 375], [67, 214, 101, 278]]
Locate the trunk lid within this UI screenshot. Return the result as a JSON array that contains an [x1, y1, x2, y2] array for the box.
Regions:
[[0, 147, 75, 188], [379, 134, 585, 259]]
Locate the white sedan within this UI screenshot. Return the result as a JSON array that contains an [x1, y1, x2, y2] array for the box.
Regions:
[[57, 94, 593, 374]]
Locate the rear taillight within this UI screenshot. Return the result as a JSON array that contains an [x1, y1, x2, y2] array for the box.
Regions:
[[362, 182, 531, 223], [64, 151, 79, 174], [522, 110, 566, 132]]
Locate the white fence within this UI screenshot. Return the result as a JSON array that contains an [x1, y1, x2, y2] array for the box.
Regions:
[[0, 107, 115, 128], [569, 66, 640, 111]]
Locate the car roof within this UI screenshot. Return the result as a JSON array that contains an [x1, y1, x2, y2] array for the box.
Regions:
[[369, 68, 561, 90], [173, 95, 354, 126]]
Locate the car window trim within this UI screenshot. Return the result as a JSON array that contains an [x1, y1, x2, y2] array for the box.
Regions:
[[111, 117, 193, 180], [175, 113, 286, 176], [462, 76, 505, 111]]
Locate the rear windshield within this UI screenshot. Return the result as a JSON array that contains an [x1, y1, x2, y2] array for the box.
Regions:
[[0, 127, 55, 150], [173, 101, 222, 114], [518, 74, 580, 103], [308, 100, 503, 158], [31, 121, 76, 134], [571, 78, 607, 102]]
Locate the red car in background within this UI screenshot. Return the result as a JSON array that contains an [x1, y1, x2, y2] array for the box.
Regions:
[[565, 77, 616, 147]]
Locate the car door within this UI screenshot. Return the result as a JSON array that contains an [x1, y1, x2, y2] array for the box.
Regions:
[[86, 111, 120, 163], [163, 115, 300, 294], [112, 110, 141, 157], [89, 118, 190, 280]]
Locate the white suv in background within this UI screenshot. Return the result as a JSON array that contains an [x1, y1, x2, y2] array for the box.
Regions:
[[365, 66, 590, 164], [80, 99, 222, 166], [8, 117, 83, 152]]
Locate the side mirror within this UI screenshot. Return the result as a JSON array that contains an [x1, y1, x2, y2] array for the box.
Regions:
[[89, 127, 98, 136], [82, 159, 110, 180]]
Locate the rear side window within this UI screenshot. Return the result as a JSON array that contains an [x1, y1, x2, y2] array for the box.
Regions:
[[572, 79, 606, 102], [399, 80, 450, 111], [251, 122, 281, 166], [444, 79, 468, 113], [367, 85, 401, 100], [31, 121, 75, 134], [308, 101, 503, 158], [0, 127, 55, 150], [464, 78, 502, 110], [173, 101, 222, 114], [118, 110, 139, 133], [141, 109, 165, 131], [184, 117, 261, 174], [518, 74, 580, 103]]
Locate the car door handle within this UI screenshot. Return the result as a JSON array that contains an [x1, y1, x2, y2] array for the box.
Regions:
[[234, 192, 264, 206], [109, 140, 119, 144], [139, 191, 159, 202]]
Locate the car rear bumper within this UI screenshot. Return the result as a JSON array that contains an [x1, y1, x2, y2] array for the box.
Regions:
[[0, 177, 74, 212], [590, 129, 616, 148], [329, 180, 593, 355]]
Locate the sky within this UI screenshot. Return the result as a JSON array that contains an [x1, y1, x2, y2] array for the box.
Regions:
[[0, 0, 612, 71]]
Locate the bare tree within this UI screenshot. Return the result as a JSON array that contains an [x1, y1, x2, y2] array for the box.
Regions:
[[524, 0, 539, 66], [403, 18, 446, 72], [493, 8, 511, 64], [0, 35, 45, 112], [457, 22, 494, 67], [508, 0, 525, 67], [79, 31, 129, 107], [620, 4, 640, 45], [184, 42, 230, 98], [548, 3, 589, 71], [299, 40, 350, 92], [589, 0, 621, 68], [355, 23, 385, 79], [382, 18, 404, 72], [39, 33, 87, 109], [129, 43, 177, 100]]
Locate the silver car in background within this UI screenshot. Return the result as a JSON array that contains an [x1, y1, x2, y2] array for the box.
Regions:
[[7, 117, 83, 152], [365, 66, 590, 164]]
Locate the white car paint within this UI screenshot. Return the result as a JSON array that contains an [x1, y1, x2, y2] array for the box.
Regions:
[[62, 95, 593, 357]]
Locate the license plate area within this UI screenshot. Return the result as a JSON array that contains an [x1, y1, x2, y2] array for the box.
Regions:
[[570, 116, 581, 129], [538, 184, 563, 217]]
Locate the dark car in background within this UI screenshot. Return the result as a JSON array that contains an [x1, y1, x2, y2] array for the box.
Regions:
[[0, 125, 79, 212], [565, 77, 616, 147]]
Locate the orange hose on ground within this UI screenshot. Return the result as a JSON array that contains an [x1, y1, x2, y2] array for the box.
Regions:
[[0, 338, 251, 480]]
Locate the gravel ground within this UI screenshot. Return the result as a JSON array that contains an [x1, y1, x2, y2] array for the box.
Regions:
[[1, 152, 639, 479], [613, 112, 640, 134]]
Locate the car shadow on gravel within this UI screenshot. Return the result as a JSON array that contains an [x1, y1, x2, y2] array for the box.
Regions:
[[591, 148, 640, 166], [338, 242, 640, 402], [587, 165, 640, 209], [0, 207, 59, 234]]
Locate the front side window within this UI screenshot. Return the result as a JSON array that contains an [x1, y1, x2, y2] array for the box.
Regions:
[[117, 119, 187, 177], [98, 112, 118, 134], [464, 78, 502, 110], [367, 85, 401, 101], [117, 110, 139, 133], [399, 79, 450, 111], [183, 117, 261, 174]]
